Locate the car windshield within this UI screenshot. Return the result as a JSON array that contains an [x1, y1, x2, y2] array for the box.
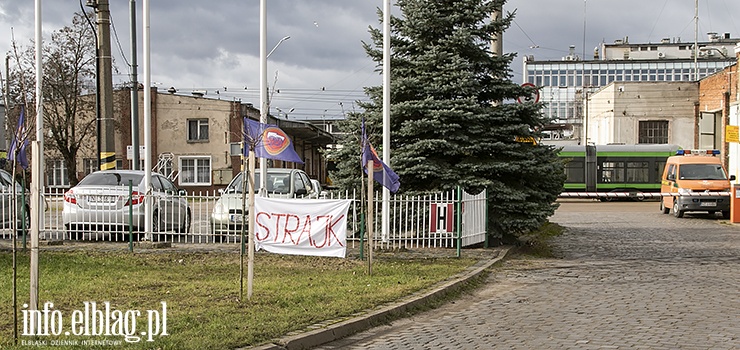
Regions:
[[78, 172, 143, 186], [226, 172, 292, 194], [678, 164, 727, 180]]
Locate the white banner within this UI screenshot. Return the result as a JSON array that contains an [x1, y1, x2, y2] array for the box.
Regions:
[[254, 197, 352, 258]]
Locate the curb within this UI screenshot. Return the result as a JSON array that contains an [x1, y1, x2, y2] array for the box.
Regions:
[[245, 247, 512, 350]]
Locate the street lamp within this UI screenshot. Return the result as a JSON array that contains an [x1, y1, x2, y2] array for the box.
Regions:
[[275, 107, 294, 119], [267, 36, 290, 59], [260, 34, 290, 196]]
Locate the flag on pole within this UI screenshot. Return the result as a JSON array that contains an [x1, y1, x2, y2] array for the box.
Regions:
[[361, 118, 400, 193], [243, 117, 304, 164], [7, 106, 29, 169]]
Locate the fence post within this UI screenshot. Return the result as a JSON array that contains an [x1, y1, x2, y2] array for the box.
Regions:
[[359, 209, 365, 260], [484, 189, 489, 248], [456, 186, 462, 258], [21, 176, 27, 249], [128, 179, 134, 252]]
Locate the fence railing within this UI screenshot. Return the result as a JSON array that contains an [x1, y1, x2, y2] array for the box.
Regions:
[[2, 188, 488, 250]]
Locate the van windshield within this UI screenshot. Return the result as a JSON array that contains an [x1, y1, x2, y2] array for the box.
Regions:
[[678, 164, 727, 180]]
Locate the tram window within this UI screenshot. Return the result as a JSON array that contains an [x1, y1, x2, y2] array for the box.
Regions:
[[601, 161, 625, 183], [626, 161, 649, 182], [655, 161, 666, 181], [564, 161, 585, 183]]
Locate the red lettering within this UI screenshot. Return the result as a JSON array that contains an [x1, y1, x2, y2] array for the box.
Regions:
[[272, 213, 288, 242], [312, 216, 330, 248], [282, 214, 301, 244], [255, 212, 271, 241], [327, 214, 345, 247], [296, 215, 312, 245]]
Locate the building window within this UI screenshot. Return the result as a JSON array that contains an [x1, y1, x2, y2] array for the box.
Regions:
[[83, 158, 98, 175], [47, 159, 69, 188], [638, 120, 669, 144], [699, 112, 719, 149], [179, 156, 211, 186], [187, 119, 209, 142]]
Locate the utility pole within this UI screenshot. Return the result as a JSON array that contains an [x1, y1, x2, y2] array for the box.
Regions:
[[491, 5, 503, 57], [92, 0, 116, 170]]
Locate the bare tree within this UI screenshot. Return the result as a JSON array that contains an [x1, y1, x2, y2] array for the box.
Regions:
[[7, 12, 98, 186]]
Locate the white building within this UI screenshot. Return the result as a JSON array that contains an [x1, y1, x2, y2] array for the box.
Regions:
[[586, 82, 697, 147], [523, 33, 739, 142]]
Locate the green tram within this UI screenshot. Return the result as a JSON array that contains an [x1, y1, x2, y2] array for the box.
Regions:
[[559, 144, 682, 196]]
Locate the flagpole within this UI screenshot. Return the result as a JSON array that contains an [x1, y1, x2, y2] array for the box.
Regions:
[[143, 0, 153, 240], [367, 160, 374, 276], [29, 0, 44, 315], [247, 149, 256, 300], [382, 0, 391, 242], [259, 0, 268, 196], [239, 142, 247, 301]]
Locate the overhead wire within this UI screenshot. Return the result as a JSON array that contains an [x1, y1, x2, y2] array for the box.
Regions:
[[109, 11, 131, 75]]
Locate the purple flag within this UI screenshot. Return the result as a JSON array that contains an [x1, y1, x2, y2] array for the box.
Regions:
[[361, 118, 400, 193], [7, 106, 29, 169], [243, 117, 304, 164]]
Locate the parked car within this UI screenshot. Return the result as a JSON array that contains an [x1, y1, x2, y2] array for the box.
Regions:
[[311, 179, 328, 199], [210, 168, 317, 241], [62, 170, 191, 240], [0, 169, 30, 235]]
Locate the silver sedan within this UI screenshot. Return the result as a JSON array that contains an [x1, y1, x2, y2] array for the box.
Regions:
[[62, 170, 191, 239]]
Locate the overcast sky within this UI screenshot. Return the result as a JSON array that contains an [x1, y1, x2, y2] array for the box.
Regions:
[[1, 1, 739, 119]]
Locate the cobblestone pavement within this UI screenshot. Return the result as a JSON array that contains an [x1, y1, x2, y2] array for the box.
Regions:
[[315, 200, 740, 350]]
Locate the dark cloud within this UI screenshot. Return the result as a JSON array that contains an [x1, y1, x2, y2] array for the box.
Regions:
[[3, 0, 737, 117]]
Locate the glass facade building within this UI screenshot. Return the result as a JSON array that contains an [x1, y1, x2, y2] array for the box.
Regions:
[[524, 60, 732, 125]]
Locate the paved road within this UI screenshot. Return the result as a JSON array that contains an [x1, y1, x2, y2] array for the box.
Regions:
[[316, 200, 740, 349]]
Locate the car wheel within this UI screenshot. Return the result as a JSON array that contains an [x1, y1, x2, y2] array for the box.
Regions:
[[722, 211, 730, 219], [660, 200, 670, 214], [179, 211, 192, 234], [672, 200, 684, 218]]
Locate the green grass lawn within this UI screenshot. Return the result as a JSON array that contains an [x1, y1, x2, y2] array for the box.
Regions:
[[1, 249, 477, 349]]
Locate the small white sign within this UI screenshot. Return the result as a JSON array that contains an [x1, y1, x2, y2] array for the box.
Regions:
[[126, 145, 146, 160]]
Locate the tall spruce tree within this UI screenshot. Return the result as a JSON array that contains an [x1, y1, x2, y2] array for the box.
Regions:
[[329, 0, 565, 240]]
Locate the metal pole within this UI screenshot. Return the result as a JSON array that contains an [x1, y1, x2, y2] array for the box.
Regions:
[[30, 0, 44, 314], [240, 142, 248, 300], [259, 0, 268, 196], [143, 0, 153, 238], [456, 186, 462, 258], [130, 0, 140, 170], [247, 148, 256, 299], [367, 160, 374, 276], [128, 180, 134, 251], [694, 0, 698, 81], [382, 0, 391, 242]]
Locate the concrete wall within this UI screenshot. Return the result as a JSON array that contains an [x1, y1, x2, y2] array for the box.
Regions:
[[587, 82, 697, 147]]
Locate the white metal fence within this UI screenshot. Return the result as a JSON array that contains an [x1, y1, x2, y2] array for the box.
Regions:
[[2, 188, 488, 250]]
